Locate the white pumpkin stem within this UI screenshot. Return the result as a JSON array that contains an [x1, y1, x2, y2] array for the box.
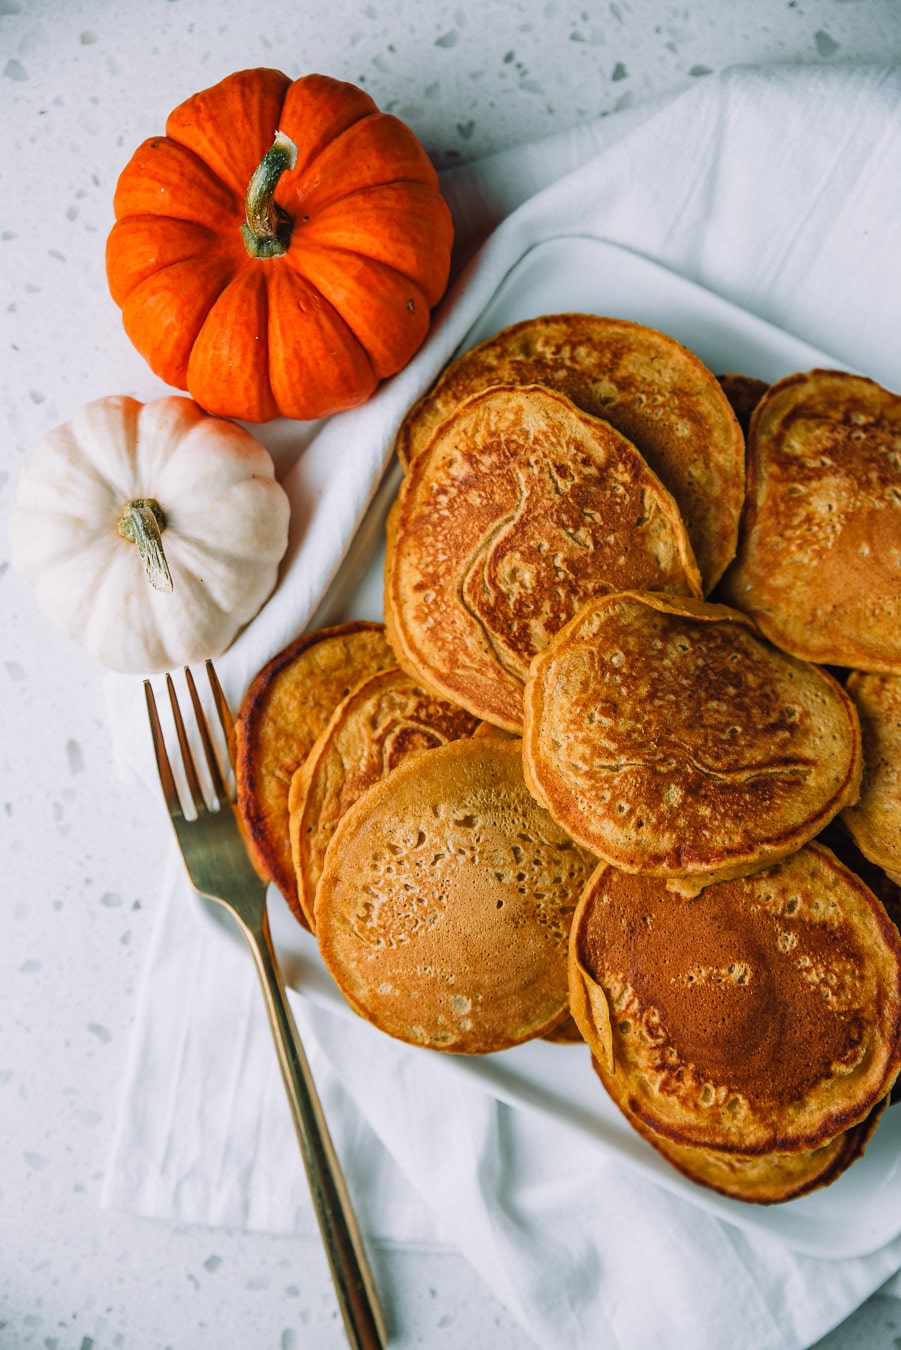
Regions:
[[242, 130, 299, 258], [118, 499, 174, 593]]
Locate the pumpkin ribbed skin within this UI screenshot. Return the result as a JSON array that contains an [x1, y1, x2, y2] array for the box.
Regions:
[[9, 395, 291, 674], [106, 69, 454, 422]]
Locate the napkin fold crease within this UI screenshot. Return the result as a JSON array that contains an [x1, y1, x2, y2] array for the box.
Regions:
[[103, 63, 901, 1350]]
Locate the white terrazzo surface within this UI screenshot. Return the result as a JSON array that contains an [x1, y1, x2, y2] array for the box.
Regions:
[[3, 1, 901, 1347]]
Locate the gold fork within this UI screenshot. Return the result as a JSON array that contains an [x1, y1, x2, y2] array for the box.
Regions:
[[145, 662, 388, 1350]]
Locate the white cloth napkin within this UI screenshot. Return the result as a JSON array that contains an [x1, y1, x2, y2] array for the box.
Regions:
[[103, 63, 901, 1350]]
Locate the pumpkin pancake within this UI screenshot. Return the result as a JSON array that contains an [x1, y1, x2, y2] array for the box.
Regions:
[[394, 313, 745, 592], [523, 591, 862, 894], [716, 373, 769, 439], [385, 384, 702, 732], [595, 1058, 886, 1205], [719, 369, 901, 672], [568, 847, 901, 1156], [288, 667, 480, 929], [235, 623, 395, 926], [315, 737, 596, 1053], [841, 672, 901, 885]]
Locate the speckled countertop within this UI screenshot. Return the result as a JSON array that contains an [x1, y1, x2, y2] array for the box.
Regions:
[[3, 2, 901, 1347]]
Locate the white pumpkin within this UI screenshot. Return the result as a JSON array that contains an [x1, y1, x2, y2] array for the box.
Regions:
[[10, 394, 291, 674]]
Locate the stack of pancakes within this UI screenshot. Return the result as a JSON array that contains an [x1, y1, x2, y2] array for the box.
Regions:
[[235, 314, 901, 1205], [236, 621, 596, 1053]]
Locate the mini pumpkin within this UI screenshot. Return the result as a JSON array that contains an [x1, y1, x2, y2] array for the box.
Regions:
[[105, 68, 455, 423], [10, 395, 290, 673]]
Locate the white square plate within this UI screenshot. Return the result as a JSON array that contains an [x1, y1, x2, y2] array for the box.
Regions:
[[207, 235, 901, 1260]]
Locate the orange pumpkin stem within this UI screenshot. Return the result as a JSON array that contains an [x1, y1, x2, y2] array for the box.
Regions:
[[241, 130, 299, 259], [118, 498, 174, 593]]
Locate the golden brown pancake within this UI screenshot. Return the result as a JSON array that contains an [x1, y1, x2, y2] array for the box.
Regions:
[[385, 384, 703, 732], [569, 846, 901, 1156], [288, 667, 480, 929], [394, 313, 745, 592], [719, 369, 901, 671], [841, 672, 901, 885], [523, 591, 862, 893], [595, 1057, 886, 1204], [315, 737, 596, 1053], [717, 373, 769, 439], [235, 623, 395, 926]]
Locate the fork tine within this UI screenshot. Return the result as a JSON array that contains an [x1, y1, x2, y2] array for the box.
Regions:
[[185, 665, 228, 804], [205, 660, 237, 776], [166, 671, 206, 816], [144, 680, 183, 819]]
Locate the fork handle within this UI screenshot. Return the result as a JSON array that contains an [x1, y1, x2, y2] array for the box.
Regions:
[[242, 911, 388, 1350]]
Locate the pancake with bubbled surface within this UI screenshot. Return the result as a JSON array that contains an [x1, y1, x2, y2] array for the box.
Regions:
[[593, 1058, 886, 1204], [315, 737, 596, 1054], [385, 384, 702, 733], [235, 623, 395, 928], [394, 313, 745, 592], [288, 667, 480, 930], [568, 846, 901, 1156], [523, 591, 862, 894], [719, 369, 901, 672], [841, 672, 901, 886]]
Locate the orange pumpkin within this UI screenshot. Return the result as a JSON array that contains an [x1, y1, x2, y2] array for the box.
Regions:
[[106, 68, 455, 423]]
